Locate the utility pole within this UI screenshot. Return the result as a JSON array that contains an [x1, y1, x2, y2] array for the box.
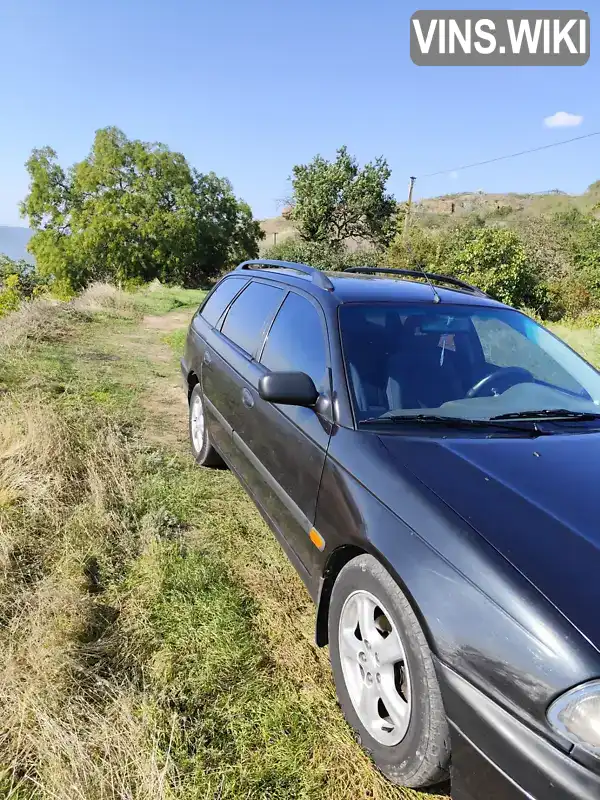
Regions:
[[403, 176, 417, 238], [273, 232, 278, 246]]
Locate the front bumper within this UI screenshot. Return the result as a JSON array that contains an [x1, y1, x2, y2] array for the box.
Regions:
[[436, 661, 600, 800]]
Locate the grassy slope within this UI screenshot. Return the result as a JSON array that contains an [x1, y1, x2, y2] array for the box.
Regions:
[[0, 285, 431, 800]]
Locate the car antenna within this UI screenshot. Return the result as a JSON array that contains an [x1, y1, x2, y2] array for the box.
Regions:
[[403, 238, 441, 304]]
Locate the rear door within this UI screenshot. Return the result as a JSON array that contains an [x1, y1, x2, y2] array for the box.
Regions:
[[241, 290, 333, 575], [202, 279, 285, 480], [190, 275, 249, 463]]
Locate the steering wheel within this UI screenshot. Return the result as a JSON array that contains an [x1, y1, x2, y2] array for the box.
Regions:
[[466, 367, 535, 399]]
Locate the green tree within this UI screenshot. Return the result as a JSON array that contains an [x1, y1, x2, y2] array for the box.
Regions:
[[289, 146, 396, 248], [20, 127, 263, 291], [444, 227, 540, 309]]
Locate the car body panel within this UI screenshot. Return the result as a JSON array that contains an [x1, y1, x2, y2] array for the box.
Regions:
[[380, 432, 600, 649], [440, 661, 600, 800], [314, 426, 600, 738]]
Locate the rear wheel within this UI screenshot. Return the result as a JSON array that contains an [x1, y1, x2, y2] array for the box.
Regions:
[[328, 554, 450, 788], [189, 383, 224, 467]]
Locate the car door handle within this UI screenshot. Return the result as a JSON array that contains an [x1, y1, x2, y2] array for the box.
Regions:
[[242, 388, 255, 409], [203, 351, 212, 366]]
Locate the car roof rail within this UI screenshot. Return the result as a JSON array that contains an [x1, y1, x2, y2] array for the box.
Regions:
[[343, 266, 488, 297], [236, 259, 335, 292]]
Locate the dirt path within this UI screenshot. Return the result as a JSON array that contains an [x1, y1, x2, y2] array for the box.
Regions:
[[143, 310, 192, 332]]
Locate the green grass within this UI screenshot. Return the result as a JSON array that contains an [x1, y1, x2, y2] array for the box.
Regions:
[[0, 286, 419, 800], [132, 284, 207, 315], [161, 328, 187, 353]]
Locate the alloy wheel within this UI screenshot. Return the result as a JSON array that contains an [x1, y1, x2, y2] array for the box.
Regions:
[[190, 393, 205, 453], [338, 589, 411, 746]]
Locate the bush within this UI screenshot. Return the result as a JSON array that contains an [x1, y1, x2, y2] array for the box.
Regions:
[[386, 227, 449, 271], [0, 256, 52, 316], [263, 239, 386, 271], [386, 226, 542, 310], [444, 227, 541, 309], [0, 274, 21, 317]]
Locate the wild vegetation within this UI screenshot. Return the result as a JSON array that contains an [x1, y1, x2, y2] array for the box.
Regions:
[[262, 149, 600, 324], [19, 127, 264, 295], [3, 136, 600, 326], [0, 283, 446, 799]]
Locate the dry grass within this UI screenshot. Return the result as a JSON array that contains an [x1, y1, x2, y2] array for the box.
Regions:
[[0, 290, 434, 800], [0, 299, 80, 352], [72, 283, 136, 315], [0, 394, 173, 799]]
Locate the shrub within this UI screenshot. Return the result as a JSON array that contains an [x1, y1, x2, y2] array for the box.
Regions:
[[386, 227, 449, 271], [0, 274, 21, 317], [263, 239, 386, 271], [441, 227, 542, 309]]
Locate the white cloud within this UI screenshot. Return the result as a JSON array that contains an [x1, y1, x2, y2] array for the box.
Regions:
[[449, 171, 459, 180], [544, 111, 584, 128]]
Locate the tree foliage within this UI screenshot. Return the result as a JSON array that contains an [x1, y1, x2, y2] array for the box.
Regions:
[[21, 127, 264, 291], [387, 226, 543, 311], [444, 227, 540, 308], [0, 254, 49, 316], [264, 238, 386, 272], [288, 146, 396, 248]]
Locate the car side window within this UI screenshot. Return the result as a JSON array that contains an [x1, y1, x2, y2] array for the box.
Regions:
[[261, 292, 328, 393], [220, 281, 284, 356], [200, 277, 247, 327]]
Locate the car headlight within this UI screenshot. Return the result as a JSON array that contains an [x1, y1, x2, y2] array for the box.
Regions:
[[548, 680, 600, 756]]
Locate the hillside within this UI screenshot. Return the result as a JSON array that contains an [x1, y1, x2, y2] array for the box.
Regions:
[[0, 226, 34, 262], [260, 185, 600, 248]]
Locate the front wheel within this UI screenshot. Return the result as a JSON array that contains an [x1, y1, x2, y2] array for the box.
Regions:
[[328, 554, 450, 788], [189, 384, 224, 467]]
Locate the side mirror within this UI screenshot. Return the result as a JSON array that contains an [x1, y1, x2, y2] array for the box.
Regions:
[[258, 371, 318, 407]]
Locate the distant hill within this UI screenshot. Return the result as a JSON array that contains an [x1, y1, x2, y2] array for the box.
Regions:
[[0, 226, 34, 263], [412, 186, 600, 225], [260, 186, 600, 248]]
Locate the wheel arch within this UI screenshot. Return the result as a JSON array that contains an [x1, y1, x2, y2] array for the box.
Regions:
[[315, 543, 437, 656], [186, 369, 199, 402]]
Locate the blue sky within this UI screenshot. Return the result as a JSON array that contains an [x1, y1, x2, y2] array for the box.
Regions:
[[0, 0, 597, 226]]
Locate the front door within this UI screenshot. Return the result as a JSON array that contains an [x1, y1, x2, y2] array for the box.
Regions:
[[239, 290, 333, 574], [205, 279, 285, 486]]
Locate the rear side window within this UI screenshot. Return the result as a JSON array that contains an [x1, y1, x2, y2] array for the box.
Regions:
[[261, 293, 328, 393], [221, 281, 284, 356], [200, 277, 247, 327]]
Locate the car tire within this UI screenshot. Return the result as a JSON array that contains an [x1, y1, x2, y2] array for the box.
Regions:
[[188, 383, 224, 467], [328, 554, 450, 788]]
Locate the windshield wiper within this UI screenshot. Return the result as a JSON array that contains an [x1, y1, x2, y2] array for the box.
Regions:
[[360, 414, 551, 435], [491, 409, 600, 421]]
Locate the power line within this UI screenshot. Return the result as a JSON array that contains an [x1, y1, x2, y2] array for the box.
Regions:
[[419, 130, 600, 179]]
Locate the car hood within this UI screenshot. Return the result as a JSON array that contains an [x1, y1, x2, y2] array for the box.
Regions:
[[379, 431, 600, 649]]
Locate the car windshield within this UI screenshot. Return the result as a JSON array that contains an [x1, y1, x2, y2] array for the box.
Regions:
[[339, 302, 600, 424]]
